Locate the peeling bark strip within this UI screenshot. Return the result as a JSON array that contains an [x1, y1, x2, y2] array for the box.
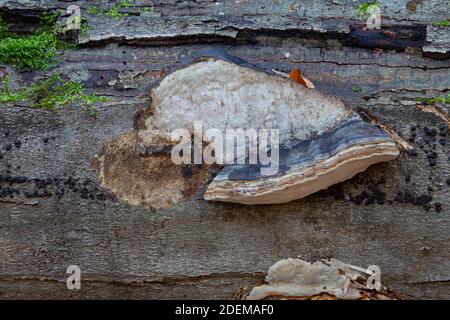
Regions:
[[75, 17, 445, 59], [98, 49, 399, 207], [2, 1, 448, 59]]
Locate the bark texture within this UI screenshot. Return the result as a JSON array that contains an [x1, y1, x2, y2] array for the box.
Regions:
[[0, 0, 449, 299]]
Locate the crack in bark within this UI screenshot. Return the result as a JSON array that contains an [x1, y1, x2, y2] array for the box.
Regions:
[[0, 272, 266, 286]]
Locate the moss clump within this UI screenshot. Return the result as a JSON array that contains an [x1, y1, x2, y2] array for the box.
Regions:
[[432, 19, 450, 27], [0, 75, 109, 115], [416, 94, 450, 105], [0, 12, 63, 70], [357, 1, 381, 20], [88, 0, 134, 20]]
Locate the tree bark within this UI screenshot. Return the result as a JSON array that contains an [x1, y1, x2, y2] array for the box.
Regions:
[[0, 0, 449, 299]]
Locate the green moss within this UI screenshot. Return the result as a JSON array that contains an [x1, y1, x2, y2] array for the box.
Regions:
[[80, 17, 92, 35], [39, 10, 62, 32], [432, 19, 450, 27], [0, 32, 58, 70], [0, 12, 64, 70], [87, 7, 101, 16], [416, 94, 450, 105], [0, 15, 9, 38], [0, 75, 109, 116], [352, 85, 362, 93], [141, 7, 155, 13], [357, 1, 381, 20], [88, 0, 134, 20]]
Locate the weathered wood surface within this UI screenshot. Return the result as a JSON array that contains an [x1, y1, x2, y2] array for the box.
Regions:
[[0, 0, 449, 299]]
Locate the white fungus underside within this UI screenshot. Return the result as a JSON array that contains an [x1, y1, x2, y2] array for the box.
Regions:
[[146, 59, 353, 144]]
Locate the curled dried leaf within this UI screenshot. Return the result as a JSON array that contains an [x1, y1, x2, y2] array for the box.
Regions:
[[289, 68, 315, 88]]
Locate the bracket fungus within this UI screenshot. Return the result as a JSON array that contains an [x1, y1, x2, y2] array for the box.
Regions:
[[246, 258, 398, 300], [98, 48, 399, 207]]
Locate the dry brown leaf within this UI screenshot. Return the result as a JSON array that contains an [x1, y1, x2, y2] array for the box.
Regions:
[[289, 68, 315, 88]]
